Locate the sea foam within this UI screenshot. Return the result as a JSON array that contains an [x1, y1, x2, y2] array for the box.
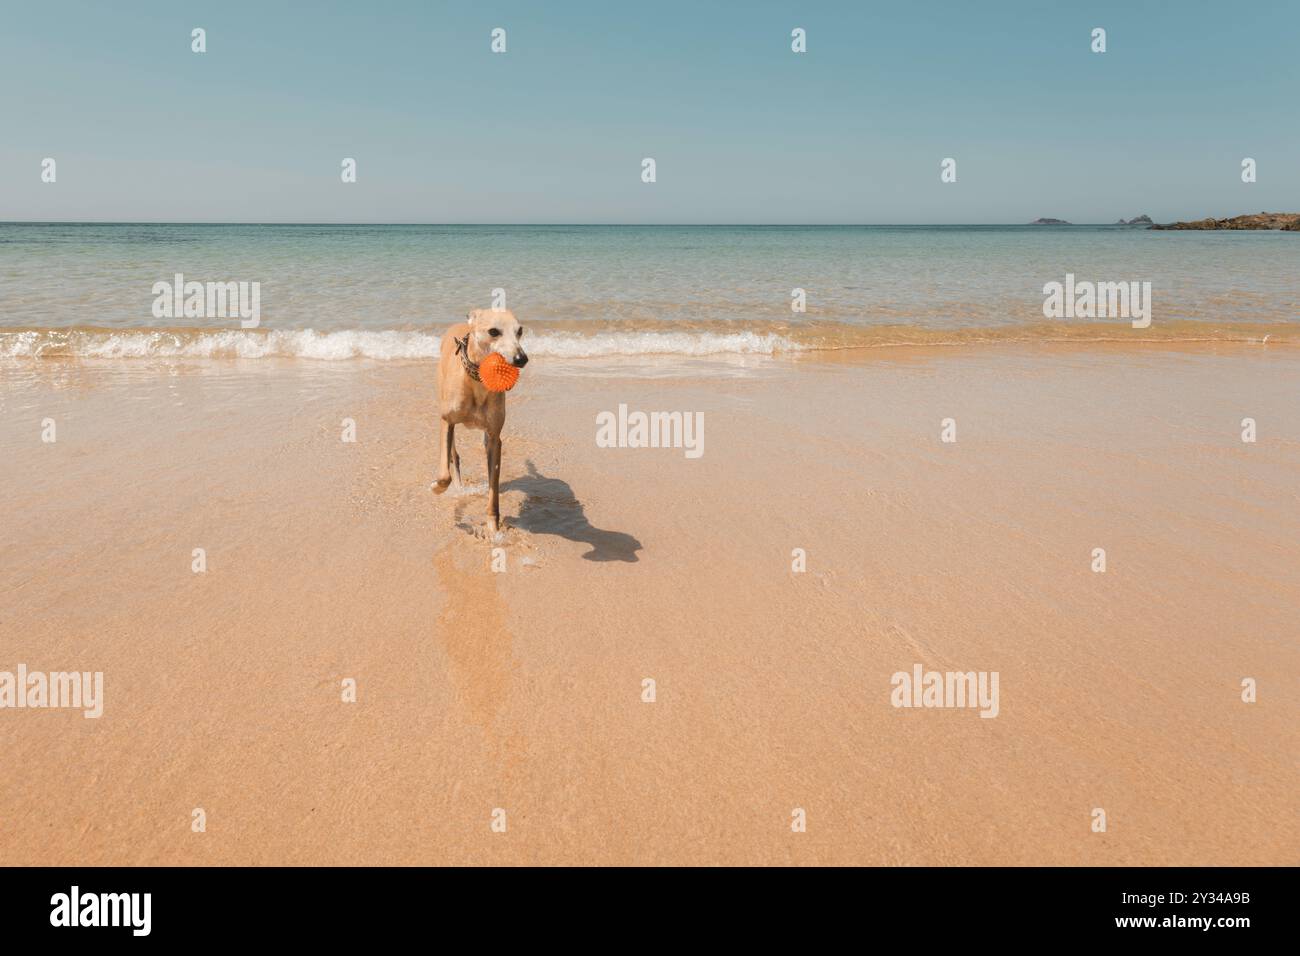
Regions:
[[0, 327, 802, 361]]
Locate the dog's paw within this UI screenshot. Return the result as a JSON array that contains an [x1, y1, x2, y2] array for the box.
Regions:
[[430, 476, 452, 494]]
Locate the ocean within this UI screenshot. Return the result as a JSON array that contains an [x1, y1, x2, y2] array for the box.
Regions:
[[1, 223, 1297, 360]]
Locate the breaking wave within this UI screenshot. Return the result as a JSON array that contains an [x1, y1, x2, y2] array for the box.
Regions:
[[0, 320, 1290, 362]]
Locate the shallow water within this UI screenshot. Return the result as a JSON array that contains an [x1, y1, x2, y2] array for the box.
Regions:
[[2, 224, 1296, 359]]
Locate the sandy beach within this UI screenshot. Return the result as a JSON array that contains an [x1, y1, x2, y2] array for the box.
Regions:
[[1, 341, 1296, 866]]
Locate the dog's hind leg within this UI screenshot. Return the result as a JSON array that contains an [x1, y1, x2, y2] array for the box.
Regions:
[[432, 418, 455, 494], [451, 439, 462, 490]]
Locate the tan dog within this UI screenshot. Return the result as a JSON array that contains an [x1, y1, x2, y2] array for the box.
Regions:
[[432, 309, 528, 530]]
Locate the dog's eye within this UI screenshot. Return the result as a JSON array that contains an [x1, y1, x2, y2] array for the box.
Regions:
[[488, 328, 501, 338], [518, 328, 524, 337]]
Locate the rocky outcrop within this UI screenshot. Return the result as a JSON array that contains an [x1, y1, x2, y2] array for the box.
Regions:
[[1151, 212, 1300, 231], [1116, 215, 1153, 225], [1029, 218, 1070, 225]]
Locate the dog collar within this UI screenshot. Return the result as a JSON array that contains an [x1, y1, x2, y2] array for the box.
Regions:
[[454, 335, 482, 383]]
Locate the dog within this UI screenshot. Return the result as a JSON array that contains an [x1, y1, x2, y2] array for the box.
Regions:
[[432, 308, 528, 531]]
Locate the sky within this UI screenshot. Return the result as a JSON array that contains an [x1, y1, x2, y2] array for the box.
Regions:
[[1, 0, 1297, 224]]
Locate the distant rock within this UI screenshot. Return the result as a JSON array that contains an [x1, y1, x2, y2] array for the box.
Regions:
[[1115, 214, 1153, 225], [1029, 218, 1071, 225], [1150, 211, 1300, 231]]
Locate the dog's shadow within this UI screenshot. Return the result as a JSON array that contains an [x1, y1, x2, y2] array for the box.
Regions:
[[501, 460, 642, 563]]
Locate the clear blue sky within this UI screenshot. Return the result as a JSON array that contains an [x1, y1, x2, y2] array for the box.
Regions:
[[2, 0, 1296, 223]]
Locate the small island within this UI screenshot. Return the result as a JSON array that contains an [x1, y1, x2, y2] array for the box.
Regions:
[[1151, 211, 1300, 231], [1029, 218, 1071, 225], [1116, 215, 1153, 225]]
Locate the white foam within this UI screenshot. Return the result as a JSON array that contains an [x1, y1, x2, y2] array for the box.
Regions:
[[7, 328, 440, 360], [0, 328, 803, 361]]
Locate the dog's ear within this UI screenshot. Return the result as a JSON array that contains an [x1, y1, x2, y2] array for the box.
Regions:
[[466, 309, 484, 328]]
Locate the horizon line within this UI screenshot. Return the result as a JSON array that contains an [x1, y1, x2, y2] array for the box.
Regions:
[[0, 220, 1166, 227]]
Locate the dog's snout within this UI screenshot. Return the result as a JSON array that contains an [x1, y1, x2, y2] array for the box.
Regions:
[[513, 352, 529, 368]]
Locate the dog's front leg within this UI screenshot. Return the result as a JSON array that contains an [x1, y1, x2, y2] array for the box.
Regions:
[[432, 417, 455, 494], [486, 431, 502, 530]]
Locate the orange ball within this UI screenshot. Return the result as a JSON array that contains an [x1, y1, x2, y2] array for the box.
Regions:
[[479, 352, 520, 392]]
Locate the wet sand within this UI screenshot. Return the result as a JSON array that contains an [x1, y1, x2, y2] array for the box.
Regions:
[[1, 343, 1297, 865]]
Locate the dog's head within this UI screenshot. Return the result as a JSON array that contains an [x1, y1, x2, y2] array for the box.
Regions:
[[467, 308, 528, 368]]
